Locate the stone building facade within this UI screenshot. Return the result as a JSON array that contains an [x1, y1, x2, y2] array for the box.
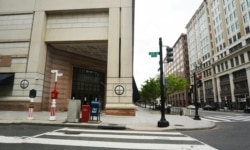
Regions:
[[0, 0, 135, 115]]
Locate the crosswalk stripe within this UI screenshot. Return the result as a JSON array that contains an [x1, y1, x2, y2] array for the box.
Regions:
[[205, 116, 231, 122], [0, 128, 218, 150], [243, 119, 250, 121], [201, 117, 220, 122], [202, 115, 250, 122], [0, 136, 217, 150], [44, 131, 196, 141]]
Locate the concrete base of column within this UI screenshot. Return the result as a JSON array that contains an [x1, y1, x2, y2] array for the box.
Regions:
[[105, 104, 136, 116]]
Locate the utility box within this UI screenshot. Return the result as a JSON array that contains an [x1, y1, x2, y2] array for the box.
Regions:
[[81, 105, 90, 122], [90, 101, 100, 121], [67, 99, 81, 123]]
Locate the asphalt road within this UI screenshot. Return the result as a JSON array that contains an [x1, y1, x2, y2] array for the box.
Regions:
[[0, 124, 215, 150], [182, 110, 250, 150], [0, 110, 249, 150]]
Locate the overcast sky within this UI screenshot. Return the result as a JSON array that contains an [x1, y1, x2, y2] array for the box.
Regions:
[[133, 0, 203, 89]]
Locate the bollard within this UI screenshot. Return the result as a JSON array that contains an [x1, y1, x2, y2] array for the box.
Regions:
[[49, 99, 56, 120], [27, 98, 34, 120]]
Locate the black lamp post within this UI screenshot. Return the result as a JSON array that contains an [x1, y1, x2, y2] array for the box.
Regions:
[[158, 37, 169, 127], [193, 71, 201, 120]]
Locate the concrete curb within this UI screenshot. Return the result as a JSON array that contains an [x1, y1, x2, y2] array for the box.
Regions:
[[0, 120, 216, 131]]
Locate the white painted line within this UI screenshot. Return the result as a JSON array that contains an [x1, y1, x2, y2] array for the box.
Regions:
[[205, 116, 231, 122], [32, 127, 66, 138], [44, 132, 196, 141], [201, 117, 220, 122], [0, 136, 217, 150]]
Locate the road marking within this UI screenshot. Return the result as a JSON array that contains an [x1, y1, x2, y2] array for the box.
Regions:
[[0, 135, 217, 150], [44, 131, 196, 141], [201, 117, 220, 122], [204, 116, 231, 122], [0, 128, 217, 150]]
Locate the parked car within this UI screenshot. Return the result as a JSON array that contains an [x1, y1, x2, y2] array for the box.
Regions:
[[244, 107, 250, 113], [187, 105, 195, 109], [203, 105, 216, 111]]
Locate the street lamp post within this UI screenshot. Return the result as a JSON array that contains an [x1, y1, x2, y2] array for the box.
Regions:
[[193, 71, 201, 120], [158, 37, 169, 127]]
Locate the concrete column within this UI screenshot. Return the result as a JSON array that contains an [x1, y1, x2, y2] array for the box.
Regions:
[[216, 76, 221, 104], [120, 7, 133, 78], [212, 77, 218, 104], [246, 67, 250, 96], [105, 7, 135, 116], [229, 73, 235, 102], [107, 8, 120, 78], [25, 11, 47, 106], [27, 11, 47, 74]]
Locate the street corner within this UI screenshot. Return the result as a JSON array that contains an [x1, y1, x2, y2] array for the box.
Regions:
[[174, 117, 216, 131]]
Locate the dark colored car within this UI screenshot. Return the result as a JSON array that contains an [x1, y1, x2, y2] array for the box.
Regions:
[[203, 105, 216, 111]]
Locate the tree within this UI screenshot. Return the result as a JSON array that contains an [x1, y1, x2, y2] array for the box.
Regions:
[[140, 78, 160, 102], [165, 74, 188, 95], [139, 75, 188, 106]]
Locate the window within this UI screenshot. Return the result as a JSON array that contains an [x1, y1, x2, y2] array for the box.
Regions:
[[230, 59, 234, 67], [243, 14, 248, 23], [240, 54, 245, 63], [233, 35, 237, 42], [232, 0, 236, 7], [221, 63, 224, 71], [235, 21, 239, 30], [234, 11, 238, 19], [246, 26, 250, 34], [235, 56, 239, 66], [242, 2, 247, 11], [248, 51, 250, 61], [247, 0, 250, 7], [218, 65, 221, 72], [237, 32, 241, 39], [225, 61, 228, 69]]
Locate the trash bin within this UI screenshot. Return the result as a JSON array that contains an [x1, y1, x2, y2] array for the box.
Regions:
[[81, 105, 90, 122], [90, 101, 100, 121]]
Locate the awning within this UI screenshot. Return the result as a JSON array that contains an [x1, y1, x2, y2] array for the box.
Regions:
[[0, 73, 14, 84]]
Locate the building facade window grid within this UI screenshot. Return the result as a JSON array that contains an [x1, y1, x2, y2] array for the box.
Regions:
[[186, 0, 250, 110]]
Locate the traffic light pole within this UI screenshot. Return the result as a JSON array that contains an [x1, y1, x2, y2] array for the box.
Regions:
[[158, 38, 169, 127], [193, 72, 201, 120]]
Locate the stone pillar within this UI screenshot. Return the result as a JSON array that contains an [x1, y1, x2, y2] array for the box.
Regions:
[[246, 67, 250, 97], [26, 11, 47, 106], [27, 11, 47, 74], [229, 73, 235, 108], [212, 77, 218, 108], [105, 6, 135, 116], [216, 76, 222, 108]]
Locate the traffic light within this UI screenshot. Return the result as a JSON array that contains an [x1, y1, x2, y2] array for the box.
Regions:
[[166, 47, 173, 63], [189, 84, 193, 93], [196, 75, 202, 88]]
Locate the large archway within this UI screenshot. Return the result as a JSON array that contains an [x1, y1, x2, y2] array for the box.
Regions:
[[42, 41, 107, 111]]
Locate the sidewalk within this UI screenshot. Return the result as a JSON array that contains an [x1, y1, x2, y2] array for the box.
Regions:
[[0, 106, 215, 131]]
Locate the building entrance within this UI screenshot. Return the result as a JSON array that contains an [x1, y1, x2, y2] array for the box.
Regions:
[[71, 67, 105, 110]]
